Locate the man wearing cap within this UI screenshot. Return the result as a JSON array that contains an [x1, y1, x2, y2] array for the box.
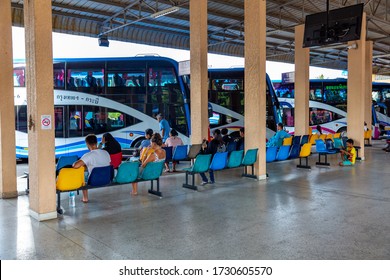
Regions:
[[156, 113, 170, 142]]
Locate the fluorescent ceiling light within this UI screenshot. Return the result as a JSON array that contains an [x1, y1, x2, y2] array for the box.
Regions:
[[150, 6, 180, 19]]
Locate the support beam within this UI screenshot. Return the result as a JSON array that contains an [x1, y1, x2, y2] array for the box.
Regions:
[[348, 13, 367, 160], [0, 0, 17, 198], [365, 41, 373, 134], [244, 0, 267, 180], [24, 0, 57, 220], [294, 24, 310, 136], [189, 0, 208, 144]]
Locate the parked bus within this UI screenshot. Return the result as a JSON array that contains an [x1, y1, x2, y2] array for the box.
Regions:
[[14, 57, 282, 158], [273, 78, 390, 134], [182, 68, 283, 139]]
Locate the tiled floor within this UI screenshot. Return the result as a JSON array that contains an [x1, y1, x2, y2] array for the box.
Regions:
[[1, 141, 389, 259]]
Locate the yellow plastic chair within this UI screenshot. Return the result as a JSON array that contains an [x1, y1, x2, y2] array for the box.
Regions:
[[309, 134, 319, 144], [297, 143, 312, 169], [364, 129, 372, 146], [333, 132, 341, 139], [56, 167, 85, 214], [319, 134, 327, 141], [56, 167, 85, 191], [283, 137, 292, 146]]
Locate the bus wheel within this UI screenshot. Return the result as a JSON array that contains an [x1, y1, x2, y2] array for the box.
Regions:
[[131, 137, 145, 148], [338, 127, 347, 138]]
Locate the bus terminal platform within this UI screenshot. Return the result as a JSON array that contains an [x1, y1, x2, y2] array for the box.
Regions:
[[1, 141, 389, 260]]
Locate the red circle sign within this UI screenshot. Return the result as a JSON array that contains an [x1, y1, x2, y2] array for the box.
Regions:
[[42, 118, 50, 127]]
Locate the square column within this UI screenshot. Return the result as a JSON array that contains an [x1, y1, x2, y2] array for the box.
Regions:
[[244, 0, 267, 180], [0, 0, 17, 198], [189, 0, 209, 144], [347, 13, 367, 159], [24, 1, 57, 220], [364, 41, 373, 131], [294, 24, 310, 136]]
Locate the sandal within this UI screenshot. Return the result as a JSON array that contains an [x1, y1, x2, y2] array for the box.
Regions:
[[131, 192, 138, 196], [164, 169, 171, 173]]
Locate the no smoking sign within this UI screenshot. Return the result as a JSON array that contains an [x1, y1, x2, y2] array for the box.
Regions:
[[41, 115, 52, 130]]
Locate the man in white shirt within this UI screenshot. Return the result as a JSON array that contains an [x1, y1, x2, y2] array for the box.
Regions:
[[73, 134, 111, 203]]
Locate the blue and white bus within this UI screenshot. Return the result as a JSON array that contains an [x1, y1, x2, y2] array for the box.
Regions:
[[182, 68, 283, 140], [14, 57, 282, 158], [273, 78, 390, 135]]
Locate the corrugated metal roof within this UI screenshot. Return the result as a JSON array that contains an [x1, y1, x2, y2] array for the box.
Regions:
[[10, 0, 390, 74]]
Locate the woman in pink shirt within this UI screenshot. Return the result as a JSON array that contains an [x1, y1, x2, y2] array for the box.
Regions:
[[164, 129, 183, 172]]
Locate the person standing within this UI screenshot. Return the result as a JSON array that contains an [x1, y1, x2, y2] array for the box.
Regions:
[[73, 134, 111, 203], [156, 113, 170, 142]]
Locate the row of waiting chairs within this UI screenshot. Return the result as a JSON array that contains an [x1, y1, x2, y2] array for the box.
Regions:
[[183, 148, 258, 190], [56, 160, 165, 213]]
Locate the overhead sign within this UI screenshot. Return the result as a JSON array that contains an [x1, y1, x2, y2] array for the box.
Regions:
[[281, 71, 295, 83], [41, 115, 52, 130]]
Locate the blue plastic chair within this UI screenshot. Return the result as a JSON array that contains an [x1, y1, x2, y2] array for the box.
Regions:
[[113, 161, 139, 184], [172, 145, 188, 161], [209, 152, 228, 171], [315, 139, 337, 166], [227, 150, 244, 168], [292, 135, 301, 146], [87, 165, 113, 187], [289, 144, 301, 159], [333, 138, 344, 150], [56, 155, 78, 175], [276, 145, 290, 161], [182, 154, 212, 190], [266, 146, 278, 163], [301, 135, 309, 145], [242, 148, 258, 178], [163, 146, 173, 163], [226, 141, 237, 153]]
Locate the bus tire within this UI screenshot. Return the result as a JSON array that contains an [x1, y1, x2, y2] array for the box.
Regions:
[[131, 137, 145, 148]]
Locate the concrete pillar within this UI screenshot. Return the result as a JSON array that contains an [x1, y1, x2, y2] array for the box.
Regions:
[[244, 0, 267, 180], [294, 24, 310, 135], [364, 41, 373, 130], [0, 0, 17, 198], [24, 0, 57, 220], [189, 0, 208, 144], [347, 12, 367, 159]]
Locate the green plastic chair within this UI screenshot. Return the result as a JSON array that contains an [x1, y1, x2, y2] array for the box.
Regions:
[[227, 150, 244, 168], [113, 161, 139, 184], [182, 154, 212, 190], [139, 161, 165, 197], [140, 161, 165, 180], [242, 148, 258, 178]]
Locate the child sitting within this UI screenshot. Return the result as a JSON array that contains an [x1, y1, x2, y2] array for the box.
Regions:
[[339, 138, 357, 166]]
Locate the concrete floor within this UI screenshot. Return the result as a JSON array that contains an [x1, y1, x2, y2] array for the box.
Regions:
[[1, 141, 389, 260]]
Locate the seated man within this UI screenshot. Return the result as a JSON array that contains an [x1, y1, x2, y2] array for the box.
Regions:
[[266, 123, 291, 147], [72, 134, 111, 203]]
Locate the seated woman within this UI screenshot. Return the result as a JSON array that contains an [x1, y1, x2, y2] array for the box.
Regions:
[[131, 133, 166, 196]]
